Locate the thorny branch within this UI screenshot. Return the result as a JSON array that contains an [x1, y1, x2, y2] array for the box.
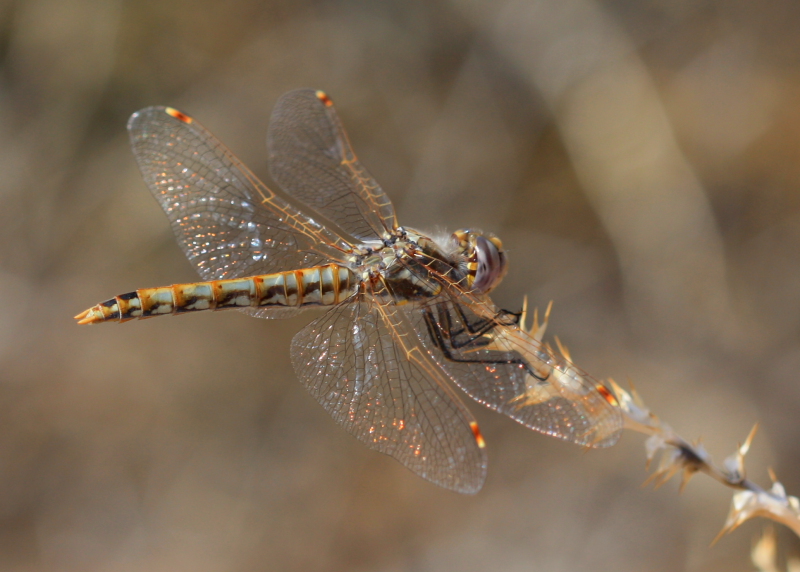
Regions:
[[518, 299, 800, 542]]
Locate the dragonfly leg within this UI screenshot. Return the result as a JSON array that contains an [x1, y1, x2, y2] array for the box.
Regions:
[[434, 303, 517, 350], [422, 307, 549, 383], [430, 304, 488, 345]]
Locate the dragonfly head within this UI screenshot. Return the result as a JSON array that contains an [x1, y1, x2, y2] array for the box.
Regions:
[[451, 230, 508, 293]]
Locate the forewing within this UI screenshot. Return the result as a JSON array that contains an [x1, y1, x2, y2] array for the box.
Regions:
[[268, 89, 397, 241], [128, 106, 353, 285], [290, 293, 487, 493], [410, 297, 622, 448]]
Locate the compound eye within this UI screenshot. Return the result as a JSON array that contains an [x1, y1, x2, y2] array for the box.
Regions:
[[472, 235, 508, 292]]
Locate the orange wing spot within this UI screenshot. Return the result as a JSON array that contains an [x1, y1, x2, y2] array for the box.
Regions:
[[470, 421, 486, 448], [165, 107, 193, 123], [596, 384, 619, 407], [315, 91, 333, 107]]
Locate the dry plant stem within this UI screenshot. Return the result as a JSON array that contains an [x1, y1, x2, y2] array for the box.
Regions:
[[624, 418, 753, 490], [620, 409, 800, 540], [520, 298, 800, 540]]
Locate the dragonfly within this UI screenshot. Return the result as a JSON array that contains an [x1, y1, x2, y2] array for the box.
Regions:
[[75, 89, 622, 493]]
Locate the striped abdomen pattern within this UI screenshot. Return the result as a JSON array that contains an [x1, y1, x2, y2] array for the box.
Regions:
[[76, 264, 357, 324]]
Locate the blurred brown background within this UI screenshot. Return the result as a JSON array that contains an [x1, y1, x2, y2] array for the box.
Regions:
[[2, 0, 800, 570]]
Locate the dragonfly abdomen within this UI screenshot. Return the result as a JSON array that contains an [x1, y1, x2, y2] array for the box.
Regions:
[[75, 264, 357, 324]]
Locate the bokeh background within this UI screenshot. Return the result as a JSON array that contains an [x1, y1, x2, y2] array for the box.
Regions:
[[2, 0, 800, 570]]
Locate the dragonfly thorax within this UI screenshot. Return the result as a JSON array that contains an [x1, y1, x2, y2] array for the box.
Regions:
[[345, 227, 458, 302]]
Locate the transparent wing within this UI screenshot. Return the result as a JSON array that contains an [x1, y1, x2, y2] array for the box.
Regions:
[[290, 291, 487, 493], [408, 289, 622, 448], [128, 106, 355, 285], [268, 89, 397, 241]]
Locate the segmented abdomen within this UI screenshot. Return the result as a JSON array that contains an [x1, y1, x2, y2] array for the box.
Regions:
[[75, 264, 357, 324]]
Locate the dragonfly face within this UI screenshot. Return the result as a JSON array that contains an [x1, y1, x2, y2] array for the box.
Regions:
[[76, 89, 622, 494], [450, 229, 508, 294]]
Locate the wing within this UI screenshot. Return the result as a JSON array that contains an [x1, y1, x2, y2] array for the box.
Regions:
[[268, 89, 397, 241], [408, 292, 623, 448], [290, 291, 487, 493], [128, 106, 356, 285]]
